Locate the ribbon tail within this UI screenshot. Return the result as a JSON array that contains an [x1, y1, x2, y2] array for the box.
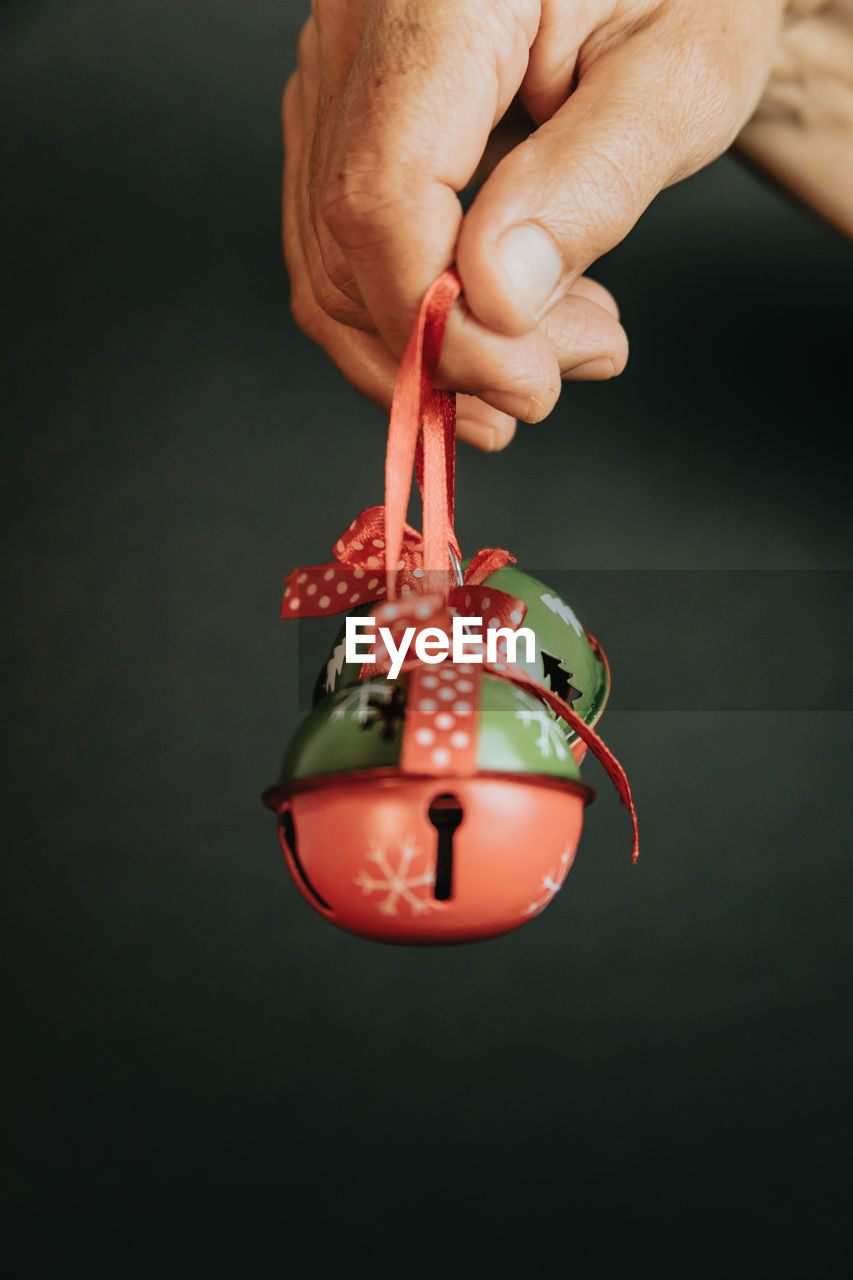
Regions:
[[561, 702, 639, 865], [490, 665, 639, 864]]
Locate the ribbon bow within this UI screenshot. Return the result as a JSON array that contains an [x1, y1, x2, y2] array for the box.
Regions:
[[282, 505, 524, 630], [280, 268, 638, 862]]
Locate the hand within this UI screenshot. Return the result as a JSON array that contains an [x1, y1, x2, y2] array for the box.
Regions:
[[284, 0, 790, 450]]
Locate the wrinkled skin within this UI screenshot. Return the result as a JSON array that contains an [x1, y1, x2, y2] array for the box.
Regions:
[[283, 0, 845, 450]]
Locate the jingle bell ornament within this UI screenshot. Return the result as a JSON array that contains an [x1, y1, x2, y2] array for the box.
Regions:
[[264, 270, 638, 945]]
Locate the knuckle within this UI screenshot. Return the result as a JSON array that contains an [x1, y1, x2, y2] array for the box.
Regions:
[[539, 137, 648, 265], [291, 232, 368, 330], [479, 0, 540, 72], [574, 141, 644, 235], [320, 168, 400, 246], [311, 269, 365, 326], [667, 31, 746, 165]]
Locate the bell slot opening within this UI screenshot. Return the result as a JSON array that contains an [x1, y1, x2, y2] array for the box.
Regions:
[[280, 809, 333, 911], [427, 793, 463, 901]]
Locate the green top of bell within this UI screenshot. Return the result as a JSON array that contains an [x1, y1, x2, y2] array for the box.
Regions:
[[312, 565, 610, 737], [275, 671, 582, 788], [279, 678, 404, 784], [478, 565, 609, 729]]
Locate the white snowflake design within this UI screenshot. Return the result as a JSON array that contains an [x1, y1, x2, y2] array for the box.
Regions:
[[354, 836, 436, 916], [513, 690, 570, 760], [522, 847, 574, 917], [329, 679, 392, 726]]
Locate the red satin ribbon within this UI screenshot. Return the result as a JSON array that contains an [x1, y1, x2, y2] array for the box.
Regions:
[[280, 267, 639, 862], [281, 506, 521, 623], [385, 268, 462, 598]]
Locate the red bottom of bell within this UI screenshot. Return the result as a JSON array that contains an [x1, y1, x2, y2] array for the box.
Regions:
[[264, 770, 594, 945]]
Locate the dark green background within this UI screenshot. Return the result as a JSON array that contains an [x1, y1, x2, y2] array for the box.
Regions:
[[3, 2, 852, 1275]]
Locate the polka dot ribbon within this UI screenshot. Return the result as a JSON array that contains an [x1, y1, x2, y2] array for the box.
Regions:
[[281, 506, 522, 622]]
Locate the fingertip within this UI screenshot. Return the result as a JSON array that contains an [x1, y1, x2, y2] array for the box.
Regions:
[[539, 294, 629, 382], [570, 276, 621, 321], [457, 419, 517, 452], [456, 396, 517, 452], [562, 333, 629, 381]]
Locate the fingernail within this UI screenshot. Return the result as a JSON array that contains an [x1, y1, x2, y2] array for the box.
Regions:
[[496, 223, 564, 322]]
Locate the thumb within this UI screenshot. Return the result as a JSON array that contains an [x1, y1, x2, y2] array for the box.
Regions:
[[457, 35, 736, 335]]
